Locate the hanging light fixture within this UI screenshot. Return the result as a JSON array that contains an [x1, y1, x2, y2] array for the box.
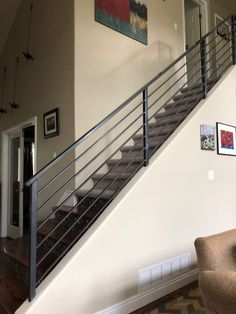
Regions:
[[23, 3, 34, 61], [9, 57, 20, 109], [0, 67, 7, 114]]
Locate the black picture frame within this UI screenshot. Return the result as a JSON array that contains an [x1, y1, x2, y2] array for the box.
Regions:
[[216, 122, 236, 156], [44, 108, 59, 138]]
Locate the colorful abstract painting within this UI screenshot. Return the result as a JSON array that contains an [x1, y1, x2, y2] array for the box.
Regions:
[[220, 130, 234, 149], [95, 0, 148, 44], [216, 122, 236, 156]]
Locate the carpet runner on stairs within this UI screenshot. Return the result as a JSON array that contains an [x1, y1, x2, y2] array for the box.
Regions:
[[0, 82, 209, 310]]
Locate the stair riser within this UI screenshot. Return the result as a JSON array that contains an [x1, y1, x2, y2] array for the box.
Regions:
[[173, 90, 202, 101], [164, 102, 196, 113], [92, 178, 127, 191], [107, 162, 141, 173], [121, 146, 157, 159]]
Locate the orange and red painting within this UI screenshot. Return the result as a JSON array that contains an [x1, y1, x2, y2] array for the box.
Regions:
[[95, 0, 147, 44]]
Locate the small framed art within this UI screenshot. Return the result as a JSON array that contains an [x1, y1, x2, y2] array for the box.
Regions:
[[44, 108, 59, 138], [216, 122, 236, 156]]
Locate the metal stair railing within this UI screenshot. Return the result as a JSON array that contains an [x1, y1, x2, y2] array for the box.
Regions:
[[26, 15, 236, 301]]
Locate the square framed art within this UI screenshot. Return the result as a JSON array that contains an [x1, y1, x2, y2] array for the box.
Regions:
[[44, 108, 59, 138], [216, 122, 236, 156]]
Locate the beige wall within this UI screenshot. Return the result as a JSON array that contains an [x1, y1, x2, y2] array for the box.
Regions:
[[74, 0, 185, 139], [17, 66, 236, 314], [0, 0, 75, 170]]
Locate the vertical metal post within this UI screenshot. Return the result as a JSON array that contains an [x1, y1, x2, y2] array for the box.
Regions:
[[143, 88, 149, 167], [231, 16, 236, 65], [28, 180, 37, 301], [200, 37, 207, 99]]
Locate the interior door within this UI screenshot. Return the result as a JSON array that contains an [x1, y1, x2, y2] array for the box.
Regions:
[[185, 0, 202, 85], [7, 130, 24, 239], [215, 15, 231, 77]]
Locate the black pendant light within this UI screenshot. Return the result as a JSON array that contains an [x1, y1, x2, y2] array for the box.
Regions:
[[23, 3, 34, 61], [9, 57, 20, 109], [0, 67, 7, 114]]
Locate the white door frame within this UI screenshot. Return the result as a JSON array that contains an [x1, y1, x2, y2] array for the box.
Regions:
[[182, 0, 209, 47], [182, 0, 209, 84], [1, 116, 37, 237]]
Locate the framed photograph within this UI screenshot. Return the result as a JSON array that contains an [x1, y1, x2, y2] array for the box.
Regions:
[[200, 124, 215, 151], [95, 0, 148, 45], [216, 122, 236, 156], [44, 108, 59, 138]]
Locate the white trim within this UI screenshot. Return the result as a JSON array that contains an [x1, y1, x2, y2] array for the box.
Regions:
[[95, 269, 198, 314], [1, 117, 37, 237], [214, 13, 230, 27], [183, 0, 209, 48]]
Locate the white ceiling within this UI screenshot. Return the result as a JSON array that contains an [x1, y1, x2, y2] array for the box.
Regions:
[[0, 0, 21, 59]]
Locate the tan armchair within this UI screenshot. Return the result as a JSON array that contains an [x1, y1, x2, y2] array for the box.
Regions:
[[194, 229, 236, 314]]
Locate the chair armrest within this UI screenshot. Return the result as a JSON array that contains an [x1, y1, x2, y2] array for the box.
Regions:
[[195, 229, 236, 271], [199, 270, 236, 314]]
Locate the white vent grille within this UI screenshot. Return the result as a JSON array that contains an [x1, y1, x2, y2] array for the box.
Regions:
[[138, 253, 191, 293]]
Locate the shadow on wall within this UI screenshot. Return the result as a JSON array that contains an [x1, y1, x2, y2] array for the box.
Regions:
[[101, 41, 174, 85]]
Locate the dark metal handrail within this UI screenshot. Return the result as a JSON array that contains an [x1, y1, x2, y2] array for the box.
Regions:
[[26, 15, 234, 187], [26, 15, 236, 301]]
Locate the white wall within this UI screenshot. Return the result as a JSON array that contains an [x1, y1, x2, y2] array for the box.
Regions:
[[74, 0, 185, 138], [16, 66, 236, 314]]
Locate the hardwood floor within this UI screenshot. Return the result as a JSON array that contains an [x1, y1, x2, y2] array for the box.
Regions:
[[0, 239, 27, 314]]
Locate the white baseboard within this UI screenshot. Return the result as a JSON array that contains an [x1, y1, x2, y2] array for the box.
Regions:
[[96, 269, 198, 314]]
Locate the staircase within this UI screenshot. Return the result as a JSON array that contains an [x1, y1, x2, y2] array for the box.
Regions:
[[0, 15, 235, 313]]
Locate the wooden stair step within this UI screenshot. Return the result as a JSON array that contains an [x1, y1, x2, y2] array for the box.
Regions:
[[173, 88, 202, 101], [76, 188, 116, 200], [37, 218, 79, 246], [4, 237, 57, 278], [0, 267, 27, 314]]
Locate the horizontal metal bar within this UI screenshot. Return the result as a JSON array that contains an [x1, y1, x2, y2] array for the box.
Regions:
[[26, 16, 234, 187], [38, 99, 143, 194], [206, 45, 232, 68], [37, 111, 143, 211], [36, 139, 143, 248], [205, 35, 232, 59], [36, 159, 144, 285], [205, 51, 232, 78], [149, 77, 203, 134], [36, 157, 138, 267], [148, 64, 202, 115], [205, 24, 232, 49], [37, 122, 144, 229], [148, 54, 202, 101], [206, 53, 232, 80], [148, 48, 204, 99]]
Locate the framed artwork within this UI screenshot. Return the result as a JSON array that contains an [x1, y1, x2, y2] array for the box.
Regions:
[[44, 108, 59, 138], [216, 122, 236, 156], [95, 0, 148, 45], [200, 125, 215, 151]]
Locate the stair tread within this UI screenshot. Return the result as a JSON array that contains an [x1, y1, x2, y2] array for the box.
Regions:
[[121, 142, 163, 153], [0, 266, 27, 314], [3, 237, 48, 276], [93, 172, 132, 180], [37, 218, 77, 245]]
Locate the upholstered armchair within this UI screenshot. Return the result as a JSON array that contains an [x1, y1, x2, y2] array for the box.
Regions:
[[194, 229, 236, 314]]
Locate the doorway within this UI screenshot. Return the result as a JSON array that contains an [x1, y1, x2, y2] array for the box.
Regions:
[[184, 0, 208, 84], [1, 118, 37, 239]]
